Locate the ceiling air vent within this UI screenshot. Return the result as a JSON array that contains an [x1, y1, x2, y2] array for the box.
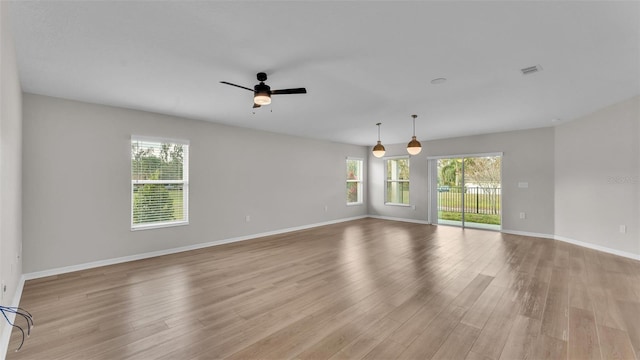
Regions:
[[521, 65, 543, 75]]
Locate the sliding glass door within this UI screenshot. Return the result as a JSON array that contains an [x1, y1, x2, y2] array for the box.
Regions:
[[431, 154, 502, 230]]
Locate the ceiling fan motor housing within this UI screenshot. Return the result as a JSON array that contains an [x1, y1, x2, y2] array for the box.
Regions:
[[254, 83, 271, 94]]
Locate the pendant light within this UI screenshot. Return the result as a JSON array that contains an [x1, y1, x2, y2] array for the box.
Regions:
[[406, 114, 422, 155], [372, 122, 386, 158]]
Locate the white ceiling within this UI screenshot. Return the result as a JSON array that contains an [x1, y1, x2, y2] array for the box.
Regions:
[[8, 1, 640, 146]]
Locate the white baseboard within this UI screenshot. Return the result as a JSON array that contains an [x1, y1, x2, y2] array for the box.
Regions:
[[554, 235, 640, 261], [24, 213, 637, 282], [367, 215, 431, 225], [502, 229, 640, 261], [1, 275, 26, 360], [501, 229, 555, 240], [21, 216, 640, 281], [23, 216, 368, 281]]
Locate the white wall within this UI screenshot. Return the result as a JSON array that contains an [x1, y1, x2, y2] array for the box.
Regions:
[[368, 143, 429, 221], [368, 127, 556, 235], [22, 94, 368, 273], [555, 96, 640, 257], [0, 0, 24, 355]]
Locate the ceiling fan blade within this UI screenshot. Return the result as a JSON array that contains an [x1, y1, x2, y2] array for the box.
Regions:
[[220, 81, 255, 92], [253, 103, 261, 109], [271, 88, 307, 95]]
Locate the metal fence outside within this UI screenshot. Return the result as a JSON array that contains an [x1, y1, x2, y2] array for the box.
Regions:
[[437, 186, 501, 215]]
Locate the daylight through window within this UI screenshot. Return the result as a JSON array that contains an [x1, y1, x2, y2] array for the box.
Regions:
[[385, 157, 410, 205], [131, 137, 189, 230], [346, 158, 363, 205]]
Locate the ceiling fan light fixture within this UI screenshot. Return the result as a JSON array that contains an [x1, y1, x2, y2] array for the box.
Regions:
[[254, 92, 271, 105], [372, 122, 386, 158], [221, 73, 305, 108], [406, 114, 422, 155]]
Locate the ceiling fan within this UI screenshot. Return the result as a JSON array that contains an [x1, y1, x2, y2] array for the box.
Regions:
[[221, 72, 307, 108]]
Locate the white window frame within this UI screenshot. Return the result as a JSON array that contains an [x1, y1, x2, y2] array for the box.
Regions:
[[346, 157, 364, 205], [384, 156, 410, 206], [131, 136, 189, 231]]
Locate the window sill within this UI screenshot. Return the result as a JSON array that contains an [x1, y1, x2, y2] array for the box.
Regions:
[[384, 203, 411, 207], [347, 202, 364, 206], [131, 220, 189, 231]]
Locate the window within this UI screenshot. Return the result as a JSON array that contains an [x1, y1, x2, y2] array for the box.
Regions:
[[346, 158, 363, 205], [131, 137, 189, 230], [385, 157, 410, 205]]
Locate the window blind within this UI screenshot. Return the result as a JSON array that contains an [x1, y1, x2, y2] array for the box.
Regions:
[[131, 137, 189, 230]]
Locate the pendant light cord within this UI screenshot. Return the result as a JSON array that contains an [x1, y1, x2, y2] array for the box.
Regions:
[[412, 115, 417, 136]]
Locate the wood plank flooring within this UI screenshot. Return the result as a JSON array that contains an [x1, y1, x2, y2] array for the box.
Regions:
[[7, 218, 640, 359]]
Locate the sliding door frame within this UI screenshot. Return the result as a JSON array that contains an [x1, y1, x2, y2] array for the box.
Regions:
[[427, 152, 503, 228]]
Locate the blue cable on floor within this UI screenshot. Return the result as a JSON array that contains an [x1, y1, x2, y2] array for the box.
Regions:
[[1, 306, 34, 352]]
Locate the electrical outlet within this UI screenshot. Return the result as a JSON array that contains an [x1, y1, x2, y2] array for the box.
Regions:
[[245, 215, 251, 222], [619, 225, 626, 233], [519, 212, 526, 219]]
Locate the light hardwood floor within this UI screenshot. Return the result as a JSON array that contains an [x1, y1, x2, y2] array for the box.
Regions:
[[7, 218, 640, 359]]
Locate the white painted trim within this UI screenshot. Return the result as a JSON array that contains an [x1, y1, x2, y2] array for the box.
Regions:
[[368, 215, 431, 225], [130, 220, 189, 232], [382, 155, 410, 161], [502, 229, 640, 261], [426, 152, 503, 160], [19, 218, 640, 281], [23, 216, 368, 280], [131, 135, 190, 146], [1, 275, 26, 360], [384, 203, 411, 207], [501, 229, 555, 240], [554, 235, 640, 261]]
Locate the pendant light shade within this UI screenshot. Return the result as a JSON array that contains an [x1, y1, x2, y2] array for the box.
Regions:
[[406, 114, 422, 155], [407, 136, 421, 155], [373, 142, 386, 158], [372, 122, 386, 158]]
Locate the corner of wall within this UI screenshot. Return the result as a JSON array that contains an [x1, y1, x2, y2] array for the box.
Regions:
[[553, 96, 640, 258], [1, 1, 25, 358]]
